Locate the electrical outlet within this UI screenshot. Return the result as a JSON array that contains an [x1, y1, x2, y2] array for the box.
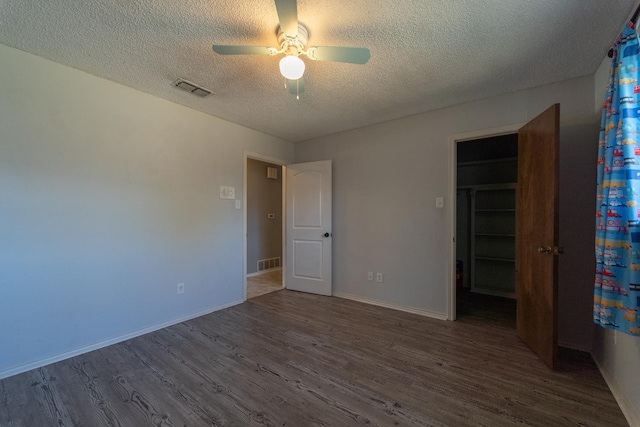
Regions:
[[376, 273, 383, 283], [177, 283, 185, 294], [367, 271, 374, 281]]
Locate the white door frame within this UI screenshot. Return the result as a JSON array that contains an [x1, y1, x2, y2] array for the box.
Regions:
[[243, 151, 288, 301], [447, 124, 524, 320]]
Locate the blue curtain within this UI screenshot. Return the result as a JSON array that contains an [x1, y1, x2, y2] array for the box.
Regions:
[[595, 22, 640, 336]]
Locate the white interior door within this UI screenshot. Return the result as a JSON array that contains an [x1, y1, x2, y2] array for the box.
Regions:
[[285, 160, 332, 295]]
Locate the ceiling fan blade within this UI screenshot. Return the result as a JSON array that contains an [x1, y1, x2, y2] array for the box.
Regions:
[[212, 45, 274, 55], [275, 0, 298, 37], [287, 78, 305, 96], [307, 46, 371, 64]]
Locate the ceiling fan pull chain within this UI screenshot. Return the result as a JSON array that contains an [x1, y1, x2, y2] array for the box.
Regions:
[[296, 79, 300, 100]]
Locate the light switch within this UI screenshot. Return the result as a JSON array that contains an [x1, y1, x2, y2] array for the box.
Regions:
[[436, 197, 444, 208], [235, 200, 241, 209]]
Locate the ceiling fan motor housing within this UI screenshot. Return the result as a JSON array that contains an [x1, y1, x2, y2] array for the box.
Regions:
[[277, 23, 309, 56]]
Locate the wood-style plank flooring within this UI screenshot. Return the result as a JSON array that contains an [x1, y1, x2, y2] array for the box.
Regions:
[[0, 290, 627, 426], [456, 290, 517, 329]]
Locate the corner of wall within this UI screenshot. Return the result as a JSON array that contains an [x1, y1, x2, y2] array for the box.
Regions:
[[592, 328, 640, 427], [595, 56, 611, 119]]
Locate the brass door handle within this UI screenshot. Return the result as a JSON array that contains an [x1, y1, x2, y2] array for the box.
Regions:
[[537, 246, 564, 255]]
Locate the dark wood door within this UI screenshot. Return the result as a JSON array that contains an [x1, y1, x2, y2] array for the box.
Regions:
[[516, 104, 560, 369]]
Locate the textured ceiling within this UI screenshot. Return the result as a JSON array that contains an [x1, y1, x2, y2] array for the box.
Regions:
[[0, 1, 637, 142]]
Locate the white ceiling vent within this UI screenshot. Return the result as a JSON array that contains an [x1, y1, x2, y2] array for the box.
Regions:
[[173, 79, 213, 98]]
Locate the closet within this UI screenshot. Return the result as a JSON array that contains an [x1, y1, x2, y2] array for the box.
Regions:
[[456, 134, 518, 299]]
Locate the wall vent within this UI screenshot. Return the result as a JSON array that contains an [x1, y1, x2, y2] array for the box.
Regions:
[[173, 78, 213, 98], [267, 167, 278, 179], [257, 257, 281, 272]]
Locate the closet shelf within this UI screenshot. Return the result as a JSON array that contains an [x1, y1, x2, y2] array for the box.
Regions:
[[458, 182, 517, 191], [458, 155, 517, 299], [475, 256, 516, 263], [457, 157, 517, 167]]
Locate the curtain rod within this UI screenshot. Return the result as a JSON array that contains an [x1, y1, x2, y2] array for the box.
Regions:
[[608, 3, 640, 57]]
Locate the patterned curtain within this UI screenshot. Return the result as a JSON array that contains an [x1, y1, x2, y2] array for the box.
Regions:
[[595, 22, 640, 336]]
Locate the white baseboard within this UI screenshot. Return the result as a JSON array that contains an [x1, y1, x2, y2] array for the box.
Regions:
[[592, 353, 640, 427], [247, 267, 282, 278], [333, 292, 448, 321], [0, 298, 244, 381]]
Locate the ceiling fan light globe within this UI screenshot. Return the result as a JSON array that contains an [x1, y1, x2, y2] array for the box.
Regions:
[[279, 55, 305, 80]]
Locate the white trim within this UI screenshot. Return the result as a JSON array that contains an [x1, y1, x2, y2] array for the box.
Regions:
[[592, 354, 640, 427], [0, 298, 244, 381], [244, 151, 287, 166], [448, 134, 457, 320], [449, 124, 525, 144], [447, 123, 524, 321], [247, 267, 282, 278], [282, 165, 287, 291], [243, 151, 287, 301], [334, 292, 448, 321]]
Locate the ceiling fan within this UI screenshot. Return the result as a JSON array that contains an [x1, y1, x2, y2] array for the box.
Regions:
[[212, 0, 371, 98]]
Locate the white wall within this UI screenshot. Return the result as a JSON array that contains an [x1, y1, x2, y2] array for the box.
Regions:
[[295, 75, 599, 350], [593, 327, 640, 424], [591, 55, 640, 425], [0, 43, 294, 378]]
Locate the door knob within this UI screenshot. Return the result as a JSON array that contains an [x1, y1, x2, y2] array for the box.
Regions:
[[323, 232, 331, 237], [537, 246, 552, 254], [553, 246, 565, 255]]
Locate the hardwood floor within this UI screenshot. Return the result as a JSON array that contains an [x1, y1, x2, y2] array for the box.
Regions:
[[0, 290, 627, 426], [247, 269, 282, 299], [456, 290, 517, 328]]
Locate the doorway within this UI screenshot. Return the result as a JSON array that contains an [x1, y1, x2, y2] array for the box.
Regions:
[[449, 106, 560, 368], [453, 131, 518, 327], [245, 155, 285, 299]]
